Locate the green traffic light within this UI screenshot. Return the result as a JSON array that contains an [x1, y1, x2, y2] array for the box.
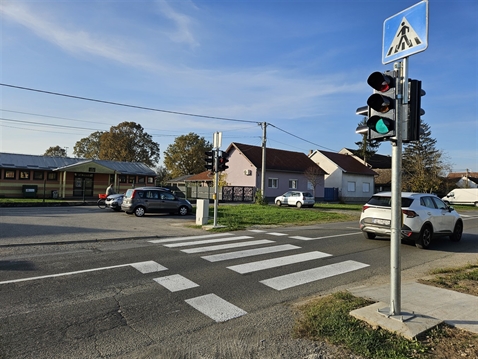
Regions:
[[367, 116, 394, 135]]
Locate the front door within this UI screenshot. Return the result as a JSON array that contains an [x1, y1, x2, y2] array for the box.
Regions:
[[73, 173, 94, 197]]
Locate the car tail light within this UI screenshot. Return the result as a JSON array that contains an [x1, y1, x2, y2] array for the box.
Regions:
[[362, 205, 370, 212], [130, 190, 137, 199], [402, 209, 418, 218]]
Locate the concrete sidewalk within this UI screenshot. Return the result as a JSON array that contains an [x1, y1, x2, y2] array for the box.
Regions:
[[349, 282, 478, 339]]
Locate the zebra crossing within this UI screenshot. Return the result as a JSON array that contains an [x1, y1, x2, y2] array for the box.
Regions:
[[147, 229, 369, 323]]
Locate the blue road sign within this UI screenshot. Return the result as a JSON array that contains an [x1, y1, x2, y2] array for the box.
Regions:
[[382, 1, 428, 64]]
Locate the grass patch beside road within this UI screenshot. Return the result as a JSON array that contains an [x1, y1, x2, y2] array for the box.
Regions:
[[208, 204, 358, 230], [295, 263, 478, 359]]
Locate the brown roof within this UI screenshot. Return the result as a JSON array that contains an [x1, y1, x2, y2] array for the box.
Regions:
[[447, 172, 478, 180], [228, 143, 326, 174], [318, 150, 377, 176], [186, 171, 214, 182]]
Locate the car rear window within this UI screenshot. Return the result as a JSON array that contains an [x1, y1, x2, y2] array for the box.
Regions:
[[367, 196, 413, 207], [125, 189, 134, 198], [303, 192, 313, 197]]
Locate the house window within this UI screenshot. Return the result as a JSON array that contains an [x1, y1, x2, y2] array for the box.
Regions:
[[362, 182, 370, 193], [4, 170, 16, 179], [138, 176, 145, 184], [34, 171, 44, 180], [128, 176, 136, 184], [20, 171, 30, 180], [119, 175, 127, 183], [347, 181, 356, 192], [289, 179, 298, 189], [47, 172, 58, 181], [307, 181, 314, 190], [147, 177, 154, 184], [268, 178, 278, 188]]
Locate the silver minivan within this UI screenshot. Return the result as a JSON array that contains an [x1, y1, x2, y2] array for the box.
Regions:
[[121, 187, 192, 217]]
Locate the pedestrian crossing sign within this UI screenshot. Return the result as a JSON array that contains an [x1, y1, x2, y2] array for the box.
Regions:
[[382, 1, 428, 64]]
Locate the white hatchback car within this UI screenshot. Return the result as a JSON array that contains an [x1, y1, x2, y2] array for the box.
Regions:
[[359, 192, 463, 249], [274, 191, 315, 208]]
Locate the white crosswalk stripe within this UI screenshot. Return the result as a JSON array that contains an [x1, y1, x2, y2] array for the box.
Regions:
[[164, 235, 253, 248], [185, 294, 247, 322], [202, 244, 301, 262], [149, 233, 234, 244], [260, 260, 370, 290], [182, 239, 275, 254], [227, 251, 332, 274], [154, 274, 199, 292]]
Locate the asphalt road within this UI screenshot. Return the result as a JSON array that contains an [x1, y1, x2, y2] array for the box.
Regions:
[[1, 206, 477, 358]]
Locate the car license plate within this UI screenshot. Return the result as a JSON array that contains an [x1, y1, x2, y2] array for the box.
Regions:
[[373, 218, 391, 226]]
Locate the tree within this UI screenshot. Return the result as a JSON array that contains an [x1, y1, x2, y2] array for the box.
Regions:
[[73, 131, 105, 159], [304, 166, 323, 198], [163, 133, 212, 178], [155, 165, 171, 186], [402, 121, 451, 193], [73, 122, 160, 167], [100, 122, 160, 167], [352, 117, 381, 163], [44, 145, 67, 157]]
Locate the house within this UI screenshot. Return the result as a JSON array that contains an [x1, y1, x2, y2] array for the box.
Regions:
[[446, 171, 478, 189], [309, 150, 377, 203], [339, 148, 392, 192], [223, 142, 326, 201], [0, 152, 156, 199]]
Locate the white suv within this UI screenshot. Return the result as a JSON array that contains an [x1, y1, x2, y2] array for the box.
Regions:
[[359, 192, 463, 249], [274, 191, 315, 208]]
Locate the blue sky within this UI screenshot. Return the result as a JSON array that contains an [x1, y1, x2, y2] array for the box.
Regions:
[[1, 0, 477, 173]]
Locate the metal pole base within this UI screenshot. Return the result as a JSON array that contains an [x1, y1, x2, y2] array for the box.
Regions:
[[378, 307, 416, 322]]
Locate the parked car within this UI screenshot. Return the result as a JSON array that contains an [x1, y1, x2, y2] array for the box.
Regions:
[[121, 187, 192, 217], [274, 191, 315, 208], [359, 192, 463, 249], [105, 193, 124, 211], [442, 188, 478, 206]]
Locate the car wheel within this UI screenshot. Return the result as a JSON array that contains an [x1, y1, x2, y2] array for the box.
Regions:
[[296, 201, 302, 208], [449, 221, 463, 242], [178, 206, 188, 216], [275, 200, 282, 206], [134, 206, 146, 217], [415, 224, 432, 249], [363, 231, 376, 239]]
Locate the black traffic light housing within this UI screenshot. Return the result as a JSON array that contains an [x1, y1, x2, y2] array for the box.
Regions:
[[403, 79, 425, 142], [365, 71, 397, 141], [205, 150, 216, 172], [217, 151, 229, 172]]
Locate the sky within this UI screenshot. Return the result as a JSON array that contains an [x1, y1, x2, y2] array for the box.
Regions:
[[1, 0, 477, 173]]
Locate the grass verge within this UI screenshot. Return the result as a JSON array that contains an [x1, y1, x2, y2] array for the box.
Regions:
[[206, 204, 359, 231], [295, 263, 478, 359]]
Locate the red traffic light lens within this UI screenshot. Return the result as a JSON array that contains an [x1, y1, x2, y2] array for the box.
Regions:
[[367, 72, 393, 93]]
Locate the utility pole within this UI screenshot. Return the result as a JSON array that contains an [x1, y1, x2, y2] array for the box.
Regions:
[[261, 122, 267, 201]]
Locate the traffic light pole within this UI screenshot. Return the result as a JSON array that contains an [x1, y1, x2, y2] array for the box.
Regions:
[[380, 58, 414, 320], [213, 149, 219, 227]]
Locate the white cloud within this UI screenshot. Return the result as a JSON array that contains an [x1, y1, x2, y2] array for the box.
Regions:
[[156, 0, 199, 48]]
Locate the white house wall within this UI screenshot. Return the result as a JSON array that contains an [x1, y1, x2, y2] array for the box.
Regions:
[[224, 147, 258, 187], [340, 172, 374, 203]]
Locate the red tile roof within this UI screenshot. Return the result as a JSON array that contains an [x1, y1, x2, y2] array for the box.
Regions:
[[318, 150, 377, 176], [229, 142, 326, 174]]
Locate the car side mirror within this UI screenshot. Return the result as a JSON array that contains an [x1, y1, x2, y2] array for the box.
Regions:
[[448, 206, 455, 212]]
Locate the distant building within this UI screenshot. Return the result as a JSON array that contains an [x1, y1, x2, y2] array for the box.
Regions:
[[0, 152, 156, 199]]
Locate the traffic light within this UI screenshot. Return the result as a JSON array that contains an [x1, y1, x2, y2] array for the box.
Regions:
[[366, 71, 397, 141], [217, 151, 229, 172], [403, 79, 425, 142], [205, 150, 215, 172]]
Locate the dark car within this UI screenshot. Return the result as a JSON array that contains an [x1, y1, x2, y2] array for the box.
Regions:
[[121, 187, 192, 217]]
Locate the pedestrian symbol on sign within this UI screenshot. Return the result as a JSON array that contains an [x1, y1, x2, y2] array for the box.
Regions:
[[386, 17, 423, 57]]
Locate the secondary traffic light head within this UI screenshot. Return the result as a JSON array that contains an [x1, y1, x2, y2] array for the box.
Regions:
[[403, 79, 425, 142], [217, 151, 229, 172], [205, 150, 215, 172], [365, 71, 397, 141]]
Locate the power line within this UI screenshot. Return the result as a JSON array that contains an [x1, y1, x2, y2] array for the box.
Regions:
[[268, 123, 337, 152], [0, 83, 259, 124]]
